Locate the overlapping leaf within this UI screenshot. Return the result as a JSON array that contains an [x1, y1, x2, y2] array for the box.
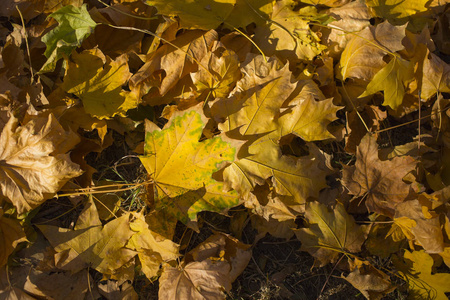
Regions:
[[394, 250, 450, 300], [0, 114, 82, 214], [139, 106, 239, 226], [295, 201, 366, 266], [1, 0, 450, 297], [342, 134, 417, 217], [40, 4, 97, 72], [253, 0, 328, 62], [146, 0, 273, 30], [61, 48, 138, 119], [39, 197, 136, 274]]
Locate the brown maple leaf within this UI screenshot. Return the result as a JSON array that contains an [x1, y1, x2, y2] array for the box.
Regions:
[[342, 134, 416, 217], [0, 114, 82, 214]]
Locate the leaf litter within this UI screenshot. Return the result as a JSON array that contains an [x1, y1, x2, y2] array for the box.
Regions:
[[0, 0, 450, 299]]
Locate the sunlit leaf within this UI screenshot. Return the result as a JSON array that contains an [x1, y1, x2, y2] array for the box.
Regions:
[[0, 114, 82, 214], [146, 0, 272, 30], [359, 56, 415, 109], [40, 4, 97, 73], [394, 250, 450, 300], [61, 49, 138, 119], [38, 197, 136, 274], [139, 105, 239, 227]]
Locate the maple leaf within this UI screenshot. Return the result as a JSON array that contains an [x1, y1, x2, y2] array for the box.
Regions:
[[139, 105, 239, 227], [0, 209, 27, 267], [127, 212, 179, 279], [130, 30, 217, 99], [342, 134, 416, 217], [213, 55, 339, 142], [146, 0, 272, 30], [339, 21, 406, 82], [0, 114, 82, 214], [38, 196, 136, 274], [343, 259, 395, 300], [300, 0, 351, 7], [421, 51, 450, 100], [324, 0, 371, 58], [191, 49, 241, 99], [224, 140, 332, 207], [294, 201, 366, 267], [359, 56, 415, 110], [40, 4, 97, 73], [253, 0, 328, 62], [365, 0, 430, 29], [278, 95, 341, 141], [61, 48, 138, 119], [394, 250, 450, 300], [212, 61, 295, 135], [159, 260, 231, 300], [394, 200, 444, 253], [159, 233, 250, 299]]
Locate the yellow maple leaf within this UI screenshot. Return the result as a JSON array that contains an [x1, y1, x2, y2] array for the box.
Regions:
[[127, 212, 180, 280], [394, 250, 450, 300], [191, 49, 240, 100], [366, 0, 431, 31], [253, 0, 327, 62], [38, 196, 136, 274], [0, 114, 82, 214], [359, 56, 415, 110], [139, 105, 239, 228], [339, 21, 406, 82], [61, 48, 138, 119], [146, 0, 273, 30]]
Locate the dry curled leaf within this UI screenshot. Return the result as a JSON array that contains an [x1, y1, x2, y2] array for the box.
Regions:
[[0, 114, 82, 214]]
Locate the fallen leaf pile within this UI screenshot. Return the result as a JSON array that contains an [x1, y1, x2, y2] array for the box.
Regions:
[[0, 0, 449, 299]]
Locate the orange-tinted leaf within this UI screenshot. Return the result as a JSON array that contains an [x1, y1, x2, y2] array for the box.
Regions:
[[342, 134, 416, 217], [343, 259, 395, 300], [159, 260, 231, 300], [0, 114, 82, 214]]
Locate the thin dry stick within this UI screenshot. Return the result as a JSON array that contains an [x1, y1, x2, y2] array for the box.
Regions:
[[223, 22, 268, 62], [418, 90, 422, 152], [16, 6, 34, 82], [57, 180, 152, 197], [341, 84, 371, 133], [316, 254, 345, 300]]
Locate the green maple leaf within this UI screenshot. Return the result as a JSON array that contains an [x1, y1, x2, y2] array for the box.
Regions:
[[40, 4, 97, 73]]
